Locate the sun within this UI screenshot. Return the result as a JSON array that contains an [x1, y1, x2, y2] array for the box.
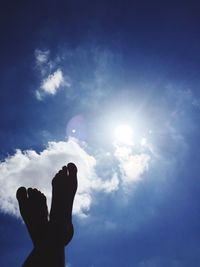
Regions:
[[114, 124, 133, 145]]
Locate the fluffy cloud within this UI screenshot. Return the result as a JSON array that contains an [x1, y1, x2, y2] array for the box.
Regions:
[[0, 139, 118, 218], [40, 69, 64, 94], [0, 137, 151, 219], [36, 68, 69, 100]]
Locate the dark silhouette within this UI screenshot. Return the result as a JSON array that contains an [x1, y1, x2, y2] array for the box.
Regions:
[[16, 163, 78, 267]]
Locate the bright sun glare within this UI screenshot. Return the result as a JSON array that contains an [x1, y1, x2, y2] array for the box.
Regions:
[[114, 124, 133, 145]]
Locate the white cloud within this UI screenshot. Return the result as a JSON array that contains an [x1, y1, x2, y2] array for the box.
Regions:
[[41, 69, 64, 95], [35, 49, 50, 65], [114, 145, 150, 184], [101, 172, 119, 193], [0, 139, 119, 218], [36, 69, 71, 100], [34, 49, 71, 100], [36, 69, 65, 100], [0, 133, 151, 219]]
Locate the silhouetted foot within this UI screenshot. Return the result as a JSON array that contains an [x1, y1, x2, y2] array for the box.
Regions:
[[50, 162, 78, 246], [16, 187, 48, 247]]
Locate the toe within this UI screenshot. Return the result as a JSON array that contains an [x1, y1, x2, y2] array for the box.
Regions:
[[52, 168, 66, 185], [33, 188, 39, 196], [41, 193, 46, 200], [16, 187, 27, 201], [16, 187, 28, 219], [67, 163, 78, 192], [67, 162, 77, 174], [62, 165, 68, 173], [27, 187, 36, 199], [28, 188, 43, 203]]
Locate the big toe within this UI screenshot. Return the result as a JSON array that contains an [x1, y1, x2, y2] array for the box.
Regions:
[[16, 187, 27, 202], [16, 187, 28, 217], [67, 162, 78, 174], [67, 162, 78, 192]]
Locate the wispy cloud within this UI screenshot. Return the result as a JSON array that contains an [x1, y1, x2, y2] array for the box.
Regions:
[[114, 144, 150, 185], [34, 49, 70, 100], [35, 49, 50, 65]]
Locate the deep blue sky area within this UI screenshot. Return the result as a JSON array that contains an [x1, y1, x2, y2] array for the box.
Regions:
[[0, 1, 200, 267]]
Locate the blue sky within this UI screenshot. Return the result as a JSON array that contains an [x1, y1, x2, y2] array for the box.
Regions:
[[1, 1, 200, 266]]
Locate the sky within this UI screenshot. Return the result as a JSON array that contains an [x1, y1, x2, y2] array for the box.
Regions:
[[0, 1, 200, 266]]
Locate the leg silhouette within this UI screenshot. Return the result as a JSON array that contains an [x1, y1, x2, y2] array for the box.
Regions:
[[17, 163, 78, 267], [50, 163, 78, 245], [16, 187, 48, 247]]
